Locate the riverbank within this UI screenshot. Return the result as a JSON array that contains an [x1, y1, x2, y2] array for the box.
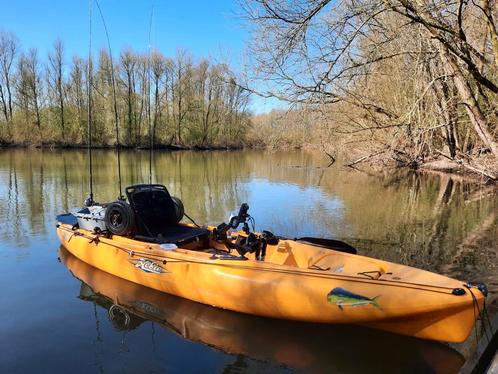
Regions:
[[328, 144, 498, 185], [2, 141, 497, 184], [0, 141, 246, 151]]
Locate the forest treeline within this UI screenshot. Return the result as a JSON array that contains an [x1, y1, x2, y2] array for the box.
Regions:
[[244, 0, 498, 178], [0, 31, 250, 148]]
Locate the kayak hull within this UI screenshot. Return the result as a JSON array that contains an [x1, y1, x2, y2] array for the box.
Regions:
[[56, 223, 485, 342]]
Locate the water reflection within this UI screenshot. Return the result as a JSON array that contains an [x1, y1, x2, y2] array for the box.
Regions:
[[0, 148, 496, 287], [60, 247, 465, 373]]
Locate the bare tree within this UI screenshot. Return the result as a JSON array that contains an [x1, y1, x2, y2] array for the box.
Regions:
[[172, 49, 192, 144], [136, 54, 148, 144], [242, 0, 498, 166], [0, 32, 18, 123], [151, 50, 166, 144], [69, 56, 85, 134], [17, 49, 43, 131], [48, 40, 66, 139], [120, 48, 137, 145]]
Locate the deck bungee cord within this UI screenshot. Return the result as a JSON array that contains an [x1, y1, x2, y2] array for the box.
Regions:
[[466, 283, 491, 348]]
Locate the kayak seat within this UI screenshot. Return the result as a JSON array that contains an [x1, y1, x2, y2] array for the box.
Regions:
[[155, 225, 209, 244], [125, 184, 209, 245]]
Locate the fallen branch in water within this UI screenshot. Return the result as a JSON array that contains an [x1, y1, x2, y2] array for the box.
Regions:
[[421, 156, 497, 181], [458, 161, 497, 181], [345, 149, 387, 168]]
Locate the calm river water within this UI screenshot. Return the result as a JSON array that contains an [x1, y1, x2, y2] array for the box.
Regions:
[[0, 148, 497, 373]]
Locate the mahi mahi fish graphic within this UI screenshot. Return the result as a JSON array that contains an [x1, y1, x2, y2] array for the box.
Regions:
[[327, 287, 380, 309]]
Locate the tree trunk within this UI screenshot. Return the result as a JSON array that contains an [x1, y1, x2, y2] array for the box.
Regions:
[[438, 44, 498, 156], [0, 83, 8, 121], [481, 0, 498, 68], [127, 73, 133, 145]]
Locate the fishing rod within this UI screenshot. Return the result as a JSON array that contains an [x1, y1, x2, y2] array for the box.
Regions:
[[95, 0, 123, 200], [85, 0, 94, 207], [148, 5, 154, 186]]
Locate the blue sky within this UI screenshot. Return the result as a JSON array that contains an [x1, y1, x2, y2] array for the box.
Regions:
[[0, 0, 280, 113]]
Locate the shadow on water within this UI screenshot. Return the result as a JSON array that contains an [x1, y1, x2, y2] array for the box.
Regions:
[[0, 148, 497, 372], [60, 247, 465, 374]]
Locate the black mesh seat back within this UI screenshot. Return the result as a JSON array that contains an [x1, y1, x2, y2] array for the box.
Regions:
[[126, 184, 178, 234]]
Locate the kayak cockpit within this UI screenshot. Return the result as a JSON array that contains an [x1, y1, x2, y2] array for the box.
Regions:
[[261, 239, 389, 275], [58, 183, 365, 271]]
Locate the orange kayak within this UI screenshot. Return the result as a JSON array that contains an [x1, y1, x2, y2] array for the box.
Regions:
[[56, 218, 486, 343]]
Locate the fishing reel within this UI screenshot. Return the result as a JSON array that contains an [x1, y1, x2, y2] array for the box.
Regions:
[[216, 203, 253, 241], [228, 203, 251, 233]]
